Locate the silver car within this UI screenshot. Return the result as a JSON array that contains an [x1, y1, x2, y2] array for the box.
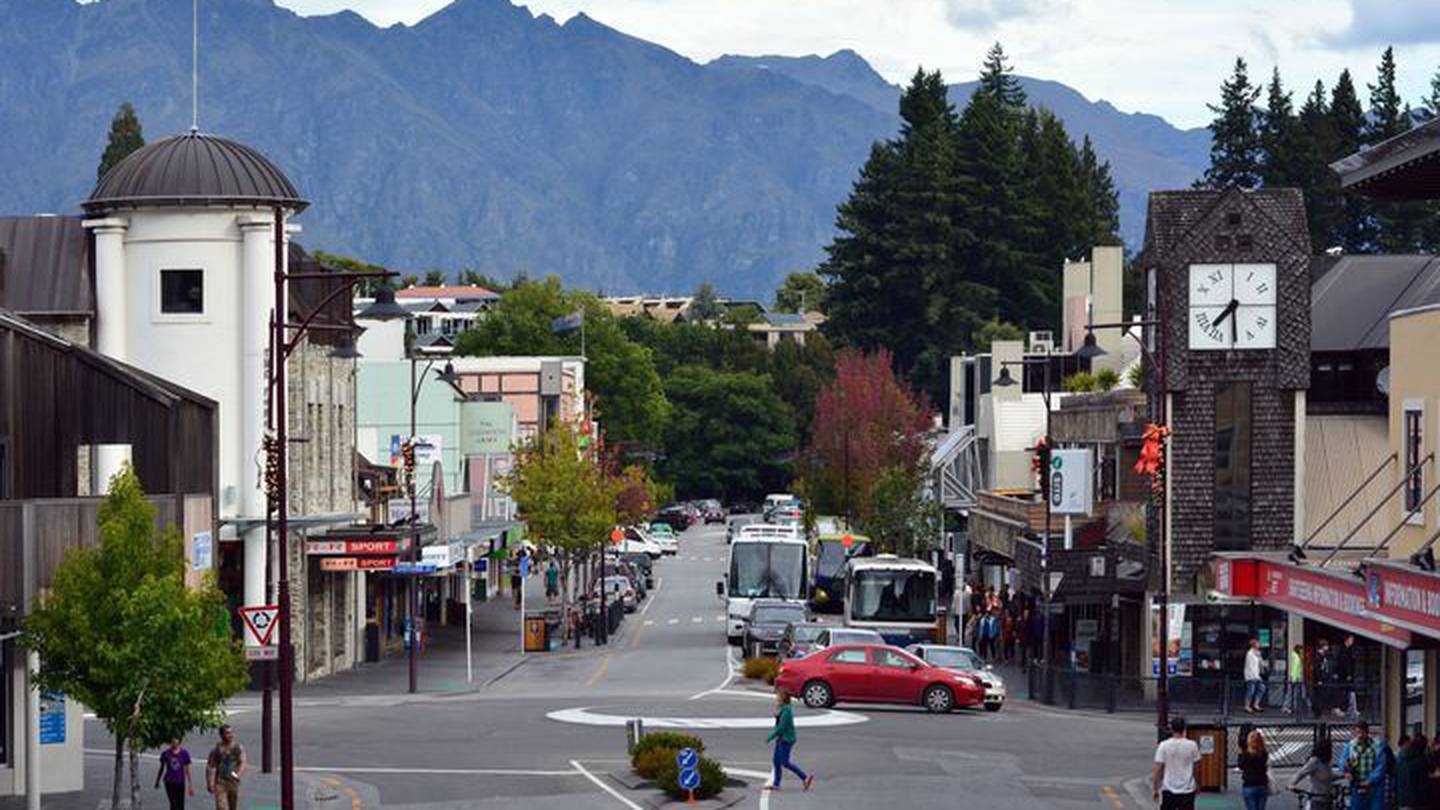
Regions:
[[907, 644, 1006, 712]]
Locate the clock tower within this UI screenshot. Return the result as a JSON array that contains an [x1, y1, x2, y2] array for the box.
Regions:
[[1144, 188, 1311, 593]]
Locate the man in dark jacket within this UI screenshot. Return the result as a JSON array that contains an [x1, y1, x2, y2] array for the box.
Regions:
[[1396, 734, 1429, 810], [1337, 634, 1358, 718], [1314, 639, 1337, 716]]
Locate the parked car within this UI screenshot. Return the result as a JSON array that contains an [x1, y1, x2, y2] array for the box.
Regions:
[[655, 505, 692, 531], [609, 558, 649, 599], [594, 575, 637, 612], [906, 644, 1006, 712], [647, 522, 679, 555], [813, 627, 885, 650], [725, 514, 758, 544], [617, 552, 655, 589], [618, 526, 663, 559], [743, 600, 810, 659], [779, 622, 826, 660], [774, 644, 986, 713]]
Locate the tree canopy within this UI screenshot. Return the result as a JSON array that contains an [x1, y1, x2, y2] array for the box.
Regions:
[[97, 102, 144, 181], [659, 365, 796, 501], [773, 271, 827, 314], [23, 467, 247, 809]]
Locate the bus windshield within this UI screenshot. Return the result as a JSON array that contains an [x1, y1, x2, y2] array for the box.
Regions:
[[816, 543, 848, 579], [729, 543, 806, 600], [849, 568, 935, 623]]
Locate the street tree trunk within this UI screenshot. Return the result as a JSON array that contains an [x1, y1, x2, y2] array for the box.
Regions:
[[128, 740, 143, 810], [111, 733, 126, 809]]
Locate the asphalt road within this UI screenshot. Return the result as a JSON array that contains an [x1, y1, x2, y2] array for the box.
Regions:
[[15, 520, 1162, 809]]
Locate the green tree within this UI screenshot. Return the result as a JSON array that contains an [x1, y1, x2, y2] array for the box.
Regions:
[[1294, 80, 1346, 251], [1259, 68, 1304, 188], [459, 268, 509, 291], [972, 318, 1025, 351], [1430, 63, 1440, 114], [767, 333, 836, 443], [659, 365, 796, 502], [773, 271, 827, 314], [863, 463, 941, 557], [1330, 69, 1373, 252], [97, 102, 145, 181], [1078, 136, 1122, 246], [1201, 58, 1262, 189], [423, 270, 446, 287], [506, 421, 617, 604], [23, 467, 247, 809], [1366, 47, 1429, 252], [687, 282, 724, 322], [312, 250, 389, 296], [454, 277, 670, 447]]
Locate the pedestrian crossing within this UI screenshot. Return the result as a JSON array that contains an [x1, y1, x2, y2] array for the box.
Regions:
[[684, 555, 717, 562], [645, 615, 726, 627]]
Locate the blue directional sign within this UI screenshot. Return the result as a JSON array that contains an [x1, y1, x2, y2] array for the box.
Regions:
[[393, 563, 439, 575], [679, 766, 700, 791], [677, 747, 698, 769]]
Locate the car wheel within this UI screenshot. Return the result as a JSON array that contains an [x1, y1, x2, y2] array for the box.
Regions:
[[923, 684, 955, 714], [802, 680, 834, 709], [984, 703, 1002, 712]]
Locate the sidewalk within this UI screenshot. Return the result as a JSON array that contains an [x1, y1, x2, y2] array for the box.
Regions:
[[250, 571, 557, 702]]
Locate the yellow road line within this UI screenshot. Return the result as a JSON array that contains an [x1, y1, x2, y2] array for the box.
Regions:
[[1101, 784, 1125, 810], [584, 653, 612, 688]]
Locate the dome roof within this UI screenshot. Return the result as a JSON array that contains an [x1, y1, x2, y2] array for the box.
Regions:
[[85, 130, 308, 213]]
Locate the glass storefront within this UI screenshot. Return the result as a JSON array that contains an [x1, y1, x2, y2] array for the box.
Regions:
[[1405, 649, 1426, 735]]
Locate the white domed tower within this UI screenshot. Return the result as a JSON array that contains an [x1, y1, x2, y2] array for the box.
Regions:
[[83, 131, 307, 609]]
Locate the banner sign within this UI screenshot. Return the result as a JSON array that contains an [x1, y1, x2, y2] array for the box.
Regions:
[[1049, 448, 1094, 515], [306, 538, 409, 556], [320, 556, 398, 572], [1259, 561, 1411, 648], [1365, 562, 1440, 637], [192, 530, 213, 571]]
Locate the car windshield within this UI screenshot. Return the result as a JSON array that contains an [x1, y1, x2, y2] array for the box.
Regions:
[[924, 648, 984, 670], [754, 606, 806, 624], [728, 542, 806, 599], [835, 630, 881, 644], [790, 625, 824, 642], [849, 568, 936, 623]]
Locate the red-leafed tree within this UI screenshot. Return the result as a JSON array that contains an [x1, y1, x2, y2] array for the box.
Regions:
[[799, 349, 935, 545]]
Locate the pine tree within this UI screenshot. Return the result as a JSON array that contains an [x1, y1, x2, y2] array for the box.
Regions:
[[1331, 69, 1373, 251], [1202, 58, 1262, 189], [97, 102, 145, 181], [1367, 47, 1410, 144], [1295, 81, 1345, 251], [1258, 68, 1303, 188], [1430, 64, 1440, 115], [1079, 136, 1121, 245], [1366, 47, 1428, 252], [976, 43, 1026, 109]]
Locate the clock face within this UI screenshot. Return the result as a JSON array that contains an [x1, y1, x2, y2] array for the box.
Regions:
[[1187, 263, 1277, 350]]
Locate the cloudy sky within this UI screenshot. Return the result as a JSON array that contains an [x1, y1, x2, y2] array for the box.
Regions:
[[273, 0, 1440, 129]]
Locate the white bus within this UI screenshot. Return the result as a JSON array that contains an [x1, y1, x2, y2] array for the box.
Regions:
[[844, 555, 939, 646], [718, 529, 809, 645]]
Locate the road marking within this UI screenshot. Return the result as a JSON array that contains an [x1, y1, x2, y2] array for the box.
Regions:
[[302, 765, 578, 776], [1101, 784, 1125, 810], [643, 620, 654, 626], [584, 654, 611, 688], [637, 577, 662, 617], [688, 646, 741, 700], [691, 616, 703, 623], [571, 760, 643, 810], [547, 707, 867, 729], [703, 557, 713, 562], [715, 615, 725, 622], [668, 618, 680, 625]]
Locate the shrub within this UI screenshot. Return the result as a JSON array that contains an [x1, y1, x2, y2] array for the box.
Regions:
[[655, 754, 726, 800], [1126, 360, 1146, 389], [1095, 367, 1120, 391], [630, 731, 704, 770], [742, 657, 779, 682], [633, 747, 677, 780], [1062, 371, 1097, 393]]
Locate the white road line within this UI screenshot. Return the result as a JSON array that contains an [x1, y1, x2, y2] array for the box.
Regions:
[[304, 766, 578, 776], [571, 759, 643, 810], [691, 616, 703, 623], [688, 644, 740, 700], [636, 577, 662, 617], [703, 557, 713, 562], [714, 615, 726, 621], [668, 618, 680, 625], [643, 620, 654, 626], [548, 707, 867, 729]]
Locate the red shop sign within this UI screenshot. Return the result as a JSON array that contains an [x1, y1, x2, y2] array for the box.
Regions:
[[1258, 561, 1411, 648], [1364, 562, 1440, 639], [319, 556, 398, 572], [307, 538, 407, 556]]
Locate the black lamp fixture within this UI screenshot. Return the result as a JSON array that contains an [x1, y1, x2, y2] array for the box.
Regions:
[[328, 333, 362, 360], [1411, 547, 1436, 573], [356, 285, 411, 322], [1287, 544, 1308, 564], [1076, 330, 1107, 360], [994, 366, 1018, 387], [437, 361, 459, 385]]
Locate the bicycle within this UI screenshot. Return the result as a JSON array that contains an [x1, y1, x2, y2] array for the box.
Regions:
[[1288, 780, 1350, 809]]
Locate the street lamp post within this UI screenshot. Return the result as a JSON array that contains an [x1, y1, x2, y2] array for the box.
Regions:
[[993, 356, 1054, 699], [1078, 318, 1169, 733], [266, 212, 404, 809]]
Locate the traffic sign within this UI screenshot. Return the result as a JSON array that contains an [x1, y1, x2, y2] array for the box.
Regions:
[[239, 605, 279, 646], [676, 747, 698, 769], [610, 528, 624, 544], [678, 765, 700, 791]]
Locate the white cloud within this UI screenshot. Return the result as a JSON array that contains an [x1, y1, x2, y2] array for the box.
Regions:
[[1323, 0, 1440, 47], [273, 0, 1440, 128]]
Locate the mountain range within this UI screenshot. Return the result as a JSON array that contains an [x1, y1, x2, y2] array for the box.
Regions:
[[0, 0, 1210, 297]]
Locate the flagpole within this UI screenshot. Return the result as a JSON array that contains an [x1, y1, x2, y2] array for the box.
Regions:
[[581, 315, 586, 360]]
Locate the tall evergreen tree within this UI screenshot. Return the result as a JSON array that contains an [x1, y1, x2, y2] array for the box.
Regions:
[[1079, 136, 1121, 245], [97, 102, 144, 181], [976, 43, 1027, 108], [1202, 58, 1262, 189], [1366, 47, 1428, 252], [1330, 69, 1373, 251], [1294, 80, 1345, 251], [1366, 47, 1410, 144], [1430, 64, 1440, 115], [1258, 68, 1303, 188]]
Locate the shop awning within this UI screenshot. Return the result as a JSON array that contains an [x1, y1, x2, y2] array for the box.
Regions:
[[1360, 560, 1440, 641], [1213, 554, 1413, 649]]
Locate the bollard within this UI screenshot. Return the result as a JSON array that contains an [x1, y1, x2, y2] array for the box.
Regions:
[[626, 718, 645, 753]]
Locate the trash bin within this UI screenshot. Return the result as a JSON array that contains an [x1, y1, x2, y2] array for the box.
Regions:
[[1186, 724, 1227, 792], [524, 614, 547, 652]]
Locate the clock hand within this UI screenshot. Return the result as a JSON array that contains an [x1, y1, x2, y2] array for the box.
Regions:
[[1212, 299, 1239, 327]]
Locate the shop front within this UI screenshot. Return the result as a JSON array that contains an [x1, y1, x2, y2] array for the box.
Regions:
[[306, 528, 430, 665]]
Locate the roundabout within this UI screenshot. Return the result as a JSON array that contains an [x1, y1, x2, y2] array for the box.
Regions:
[[546, 705, 870, 729]]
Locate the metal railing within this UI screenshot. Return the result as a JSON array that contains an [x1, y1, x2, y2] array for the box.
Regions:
[[1024, 665, 1383, 723]]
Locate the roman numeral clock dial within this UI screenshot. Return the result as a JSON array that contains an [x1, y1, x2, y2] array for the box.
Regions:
[[1188, 263, 1276, 350]]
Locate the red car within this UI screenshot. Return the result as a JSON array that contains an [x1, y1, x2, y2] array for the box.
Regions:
[[773, 644, 986, 714]]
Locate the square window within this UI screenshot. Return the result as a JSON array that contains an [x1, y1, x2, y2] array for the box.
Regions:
[[160, 269, 204, 314]]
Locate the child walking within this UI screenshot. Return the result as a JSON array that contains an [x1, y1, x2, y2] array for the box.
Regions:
[[766, 689, 814, 792]]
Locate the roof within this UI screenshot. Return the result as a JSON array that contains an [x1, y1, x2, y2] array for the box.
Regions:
[[1310, 254, 1440, 351], [758, 312, 811, 328], [1142, 187, 1309, 261], [0, 216, 91, 314], [1331, 117, 1440, 201], [395, 285, 500, 301], [85, 131, 307, 214]]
